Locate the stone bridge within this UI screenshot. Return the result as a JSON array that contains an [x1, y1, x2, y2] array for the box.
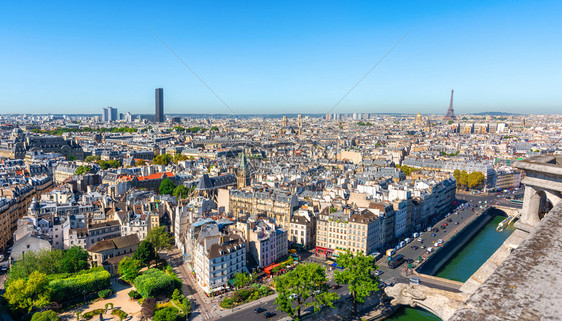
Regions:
[[385, 155, 562, 320]]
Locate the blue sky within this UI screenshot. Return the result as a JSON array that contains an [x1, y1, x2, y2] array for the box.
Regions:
[[1, 1, 561, 115]]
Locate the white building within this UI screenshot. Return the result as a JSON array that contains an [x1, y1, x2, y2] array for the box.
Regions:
[[192, 223, 247, 295], [288, 209, 316, 250], [248, 219, 288, 268]]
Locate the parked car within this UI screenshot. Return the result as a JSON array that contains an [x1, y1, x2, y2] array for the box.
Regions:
[[421, 245, 426, 249], [431, 233, 437, 237], [374, 270, 384, 276], [411, 245, 419, 250], [264, 312, 276, 319], [438, 239, 444, 244], [418, 238, 424, 242], [255, 308, 267, 313]]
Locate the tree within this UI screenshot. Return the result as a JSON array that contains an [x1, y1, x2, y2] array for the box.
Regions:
[[105, 302, 114, 313], [153, 307, 180, 321], [118, 257, 142, 283], [172, 185, 190, 199], [135, 159, 147, 166], [232, 272, 251, 289], [31, 310, 59, 321], [334, 250, 379, 315], [153, 154, 172, 165], [173, 153, 188, 164], [6, 249, 65, 283], [61, 246, 90, 273], [459, 170, 469, 189], [5, 271, 50, 312], [66, 155, 77, 161], [453, 169, 461, 181], [274, 263, 339, 320], [159, 178, 177, 195], [85, 155, 100, 162], [97, 159, 121, 170], [75, 165, 92, 175], [146, 226, 172, 251], [140, 297, 156, 321], [468, 171, 485, 189], [133, 241, 157, 267]]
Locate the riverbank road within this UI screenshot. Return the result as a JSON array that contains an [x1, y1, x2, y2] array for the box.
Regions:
[[375, 196, 497, 287]]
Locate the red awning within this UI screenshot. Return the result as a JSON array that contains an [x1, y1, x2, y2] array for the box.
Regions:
[[264, 263, 281, 275]]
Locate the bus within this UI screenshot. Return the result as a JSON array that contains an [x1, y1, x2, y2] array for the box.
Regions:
[[388, 254, 405, 269]]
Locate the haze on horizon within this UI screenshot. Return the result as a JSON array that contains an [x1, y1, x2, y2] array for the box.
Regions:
[[1, 1, 561, 116]]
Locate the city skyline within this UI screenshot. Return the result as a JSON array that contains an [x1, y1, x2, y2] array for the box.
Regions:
[[1, 1, 561, 115]]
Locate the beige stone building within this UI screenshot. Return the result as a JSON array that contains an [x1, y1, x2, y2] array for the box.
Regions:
[[87, 234, 140, 275]]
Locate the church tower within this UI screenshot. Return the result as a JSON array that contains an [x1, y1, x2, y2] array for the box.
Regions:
[[237, 153, 251, 188]]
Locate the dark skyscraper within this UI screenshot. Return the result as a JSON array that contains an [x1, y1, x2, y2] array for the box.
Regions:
[[155, 88, 164, 122]]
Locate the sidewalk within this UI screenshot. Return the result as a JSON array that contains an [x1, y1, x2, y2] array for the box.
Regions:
[[161, 250, 215, 321], [212, 293, 278, 319]]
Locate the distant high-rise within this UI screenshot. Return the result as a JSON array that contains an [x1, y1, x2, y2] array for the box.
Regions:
[[443, 89, 456, 120], [155, 88, 164, 123], [102, 106, 118, 122]]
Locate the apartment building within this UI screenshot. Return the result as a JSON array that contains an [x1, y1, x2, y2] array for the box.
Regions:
[[288, 208, 316, 250], [192, 223, 247, 295], [248, 219, 288, 268], [64, 220, 121, 249], [228, 189, 298, 229]]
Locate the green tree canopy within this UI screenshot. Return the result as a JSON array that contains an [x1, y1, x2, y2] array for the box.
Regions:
[[31, 310, 59, 321], [232, 272, 251, 289], [84, 155, 101, 162], [6, 249, 65, 283], [133, 241, 157, 267], [459, 170, 469, 188], [118, 257, 142, 283], [61, 246, 90, 273], [146, 226, 172, 251], [159, 178, 177, 195], [97, 159, 121, 170], [274, 263, 339, 320], [172, 185, 190, 199], [153, 154, 172, 165], [153, 307, 180, 321], [173, 153, 188, 164], [75, 165, 93, 175], [135, 159, 147, 166], [334, 250, 380, 315], [5, 271, 50, 312], [467, 171, 486, 189]]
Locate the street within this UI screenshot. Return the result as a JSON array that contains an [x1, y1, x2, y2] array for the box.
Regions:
[[183, 192, 521, 321]]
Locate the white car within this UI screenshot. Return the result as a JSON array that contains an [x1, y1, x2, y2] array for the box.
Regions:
[[438, 239, 444, 244]]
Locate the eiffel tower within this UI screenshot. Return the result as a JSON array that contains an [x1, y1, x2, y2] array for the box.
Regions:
[[443, 89, 456, 120]]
